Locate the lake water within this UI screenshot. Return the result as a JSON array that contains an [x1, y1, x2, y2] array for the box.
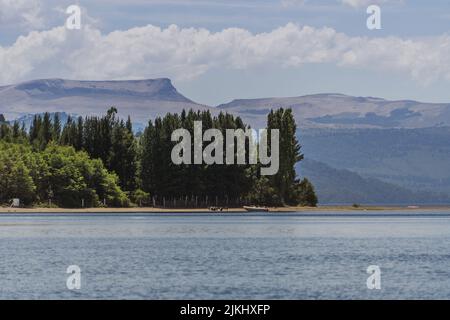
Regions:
[[1, 211, 450, 299]]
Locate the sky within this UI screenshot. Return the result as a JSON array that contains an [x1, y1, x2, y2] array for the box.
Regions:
[[1, 0, 450, 105]]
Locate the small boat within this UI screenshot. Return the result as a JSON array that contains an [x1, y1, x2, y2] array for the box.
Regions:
[[243, 206, 269, 212]]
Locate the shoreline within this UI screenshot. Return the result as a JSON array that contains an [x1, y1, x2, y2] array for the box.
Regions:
[[2, 205, 450, 214]]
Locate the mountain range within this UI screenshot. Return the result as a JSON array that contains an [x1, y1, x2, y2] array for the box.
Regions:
[[2, 78, 450, 204], [3, 78, 450, 129], [218, 94, 450, 129]]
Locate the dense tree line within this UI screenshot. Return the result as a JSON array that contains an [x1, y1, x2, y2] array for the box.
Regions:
[[0, 141, 128, 207], [140, 110, 253, 206], [139, 109, 316, 206], [0, 108, 317, 208], [25, 108, 139, 193]]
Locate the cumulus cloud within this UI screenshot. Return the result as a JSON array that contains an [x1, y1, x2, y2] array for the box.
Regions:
[[0, 23, 449, 85], [0, 0, 44, 29]]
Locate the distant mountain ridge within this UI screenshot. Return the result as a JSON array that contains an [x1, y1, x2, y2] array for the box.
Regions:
[[2, 78, 450, 130], [0, 78, 210, 123], [217, 94, 450, 129], [300, 159, 450, 205], [301, 127, 450, 195]]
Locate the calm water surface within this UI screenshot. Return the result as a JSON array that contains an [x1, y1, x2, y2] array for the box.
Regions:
[[1, 211, 450, 299]]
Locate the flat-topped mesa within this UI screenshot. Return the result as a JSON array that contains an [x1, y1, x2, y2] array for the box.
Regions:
[[13, 78, 193, 102], [0, 78, 210, 124]]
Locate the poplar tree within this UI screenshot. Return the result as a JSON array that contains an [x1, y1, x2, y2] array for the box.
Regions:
[[267, 108, 304, 205]]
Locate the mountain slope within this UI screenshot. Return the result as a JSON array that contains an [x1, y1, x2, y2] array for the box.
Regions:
[[301, 127, 450, 194], [299, 159, 450, 205], [217, 94, 450, 129], [0, 78, 211, 124]]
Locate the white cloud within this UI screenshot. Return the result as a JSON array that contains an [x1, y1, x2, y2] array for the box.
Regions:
[[281, 0, 405, 8], [340, 0, 404, 8], [0, 23, 449, 85], [0, 0, 44, 28]]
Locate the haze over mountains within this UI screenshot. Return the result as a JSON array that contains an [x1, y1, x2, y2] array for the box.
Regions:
[[1, 78, 450, 204]]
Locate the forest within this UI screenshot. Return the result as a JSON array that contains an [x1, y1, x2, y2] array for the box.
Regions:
[[0, 108, 317, 208]]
